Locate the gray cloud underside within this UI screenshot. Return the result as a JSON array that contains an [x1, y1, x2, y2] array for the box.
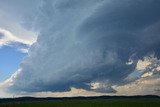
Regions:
[[8, 0, 160, 93]]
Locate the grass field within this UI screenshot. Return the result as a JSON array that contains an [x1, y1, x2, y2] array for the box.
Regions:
[[0, 98, 160, 107]]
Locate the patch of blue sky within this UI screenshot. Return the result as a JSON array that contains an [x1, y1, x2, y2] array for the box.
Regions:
[[0, 46, 26, 82]]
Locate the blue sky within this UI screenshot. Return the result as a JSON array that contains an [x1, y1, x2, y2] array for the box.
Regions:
[[0, 46, 26, 82]]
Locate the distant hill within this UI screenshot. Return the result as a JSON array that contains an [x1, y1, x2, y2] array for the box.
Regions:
[[0, 95, 160, 103]]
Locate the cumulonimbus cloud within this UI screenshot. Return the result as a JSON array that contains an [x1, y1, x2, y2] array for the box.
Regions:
[[6, 0, 160, 94]]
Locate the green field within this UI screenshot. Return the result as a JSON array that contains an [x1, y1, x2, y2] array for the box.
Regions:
[[0, 99, 160, 107]]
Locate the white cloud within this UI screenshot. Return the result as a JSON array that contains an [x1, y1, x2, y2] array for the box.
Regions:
[[17, 48, 29, 53], [0, 69, 22, 98], [0, 2, 37, 51], [33, 87, 111, 97], [115, 76, 160, 96], [0, 28, 36, 54], [0, 28, 34, 47], [141, 72, 153, 78], [136, 59, 152, 71]]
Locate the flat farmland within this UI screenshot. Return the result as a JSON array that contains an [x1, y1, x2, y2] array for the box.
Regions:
[[0, 98, 160, 107]]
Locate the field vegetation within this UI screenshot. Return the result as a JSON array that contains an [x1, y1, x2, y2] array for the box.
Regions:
[[0, 98, 160, 107]]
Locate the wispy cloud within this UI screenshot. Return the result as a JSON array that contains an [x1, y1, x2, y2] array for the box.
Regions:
[[0, 28, 36, 53], [0, 28, 32, 47]]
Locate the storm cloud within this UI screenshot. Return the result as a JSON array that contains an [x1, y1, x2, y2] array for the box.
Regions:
[[7, 0, 160, 94]]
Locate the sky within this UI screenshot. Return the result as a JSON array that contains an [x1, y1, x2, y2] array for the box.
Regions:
[[0, 46, 26, 82], [0, 0, 160, 98]]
